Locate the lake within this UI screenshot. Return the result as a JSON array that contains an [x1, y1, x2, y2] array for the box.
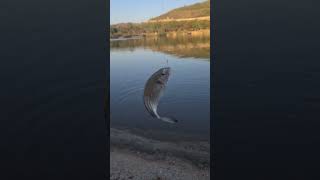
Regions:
[[110, 36, 210, 142]]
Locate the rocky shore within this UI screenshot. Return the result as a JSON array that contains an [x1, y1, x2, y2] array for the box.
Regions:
[[110, 128, 210, 180]]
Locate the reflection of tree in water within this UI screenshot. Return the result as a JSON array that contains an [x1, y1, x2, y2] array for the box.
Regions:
[[110, 36, 210, 59]]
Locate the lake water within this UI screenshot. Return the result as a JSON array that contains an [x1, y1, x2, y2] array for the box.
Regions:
[[110, 36, 210, 141]]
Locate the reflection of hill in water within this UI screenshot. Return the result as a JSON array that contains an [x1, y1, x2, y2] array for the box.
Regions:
[[110, 36, 210, 59]]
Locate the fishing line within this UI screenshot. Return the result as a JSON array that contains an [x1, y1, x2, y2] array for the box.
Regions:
[[161, 0, 170, 67]]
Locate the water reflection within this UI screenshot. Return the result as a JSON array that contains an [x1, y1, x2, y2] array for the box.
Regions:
[[110, 35, 210, 141], [110, 36, 210, 59]]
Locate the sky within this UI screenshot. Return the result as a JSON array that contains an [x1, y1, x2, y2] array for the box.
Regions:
[[110, 0, 204, 24]]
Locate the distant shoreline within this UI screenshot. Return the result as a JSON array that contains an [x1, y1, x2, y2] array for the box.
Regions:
[[110, 29, 210, 39], [110, 36, 143, 41]]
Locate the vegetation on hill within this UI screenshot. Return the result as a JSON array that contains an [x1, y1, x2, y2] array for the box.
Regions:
[[151, 0, 210, 20], [110, 20, 209, 38], [110, 1, 210, 39]]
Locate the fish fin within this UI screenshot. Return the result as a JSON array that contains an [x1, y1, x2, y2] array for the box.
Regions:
[[159, 117, 178, 123]]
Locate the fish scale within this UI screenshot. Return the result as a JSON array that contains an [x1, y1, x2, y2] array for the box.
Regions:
[[143, 67, 178, 123]]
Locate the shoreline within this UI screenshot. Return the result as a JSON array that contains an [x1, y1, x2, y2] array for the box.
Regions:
[[110, 29, 210, 40], [111, 148, 210, 180], [110, 128, 210, 180]]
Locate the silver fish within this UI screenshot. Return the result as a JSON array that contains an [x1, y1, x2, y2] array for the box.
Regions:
[[143, 67, 178, 123]]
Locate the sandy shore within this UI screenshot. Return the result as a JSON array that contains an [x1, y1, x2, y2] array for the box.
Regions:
[[110, 128, 210, 180]]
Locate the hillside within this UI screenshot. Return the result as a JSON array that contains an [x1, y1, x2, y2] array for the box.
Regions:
[[110, 1, 210, 39], [150, 0, 210, 21]]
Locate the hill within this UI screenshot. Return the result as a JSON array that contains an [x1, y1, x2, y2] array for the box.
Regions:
[[150, 0, 210, 21], [110, 1, 210, 39]]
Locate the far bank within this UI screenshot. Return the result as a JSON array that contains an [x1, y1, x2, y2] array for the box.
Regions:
[[110, 19, 210, 39]]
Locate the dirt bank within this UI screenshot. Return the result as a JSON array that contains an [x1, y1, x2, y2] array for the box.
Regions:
[[110, 128, 210, 180]]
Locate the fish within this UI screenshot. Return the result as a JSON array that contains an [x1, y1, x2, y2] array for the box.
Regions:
[[143, 67, 178, 123]]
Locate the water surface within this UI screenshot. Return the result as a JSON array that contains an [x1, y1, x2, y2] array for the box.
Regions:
[[110, 36, 210, 141]]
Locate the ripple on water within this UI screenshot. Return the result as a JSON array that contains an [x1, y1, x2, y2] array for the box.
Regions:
[[112, 75, 209, 106]]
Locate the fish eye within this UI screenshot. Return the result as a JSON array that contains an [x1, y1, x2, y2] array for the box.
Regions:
[[161, 73, 166, 75]]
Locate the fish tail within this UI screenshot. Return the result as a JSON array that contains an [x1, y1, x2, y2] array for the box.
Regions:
[[159, 116, 178, 123]]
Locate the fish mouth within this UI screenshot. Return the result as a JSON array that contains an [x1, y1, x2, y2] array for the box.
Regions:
[[161, 67, 171, 75]]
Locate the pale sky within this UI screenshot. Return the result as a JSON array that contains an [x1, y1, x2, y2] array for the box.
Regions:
[[110, 0, 204, 24]]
